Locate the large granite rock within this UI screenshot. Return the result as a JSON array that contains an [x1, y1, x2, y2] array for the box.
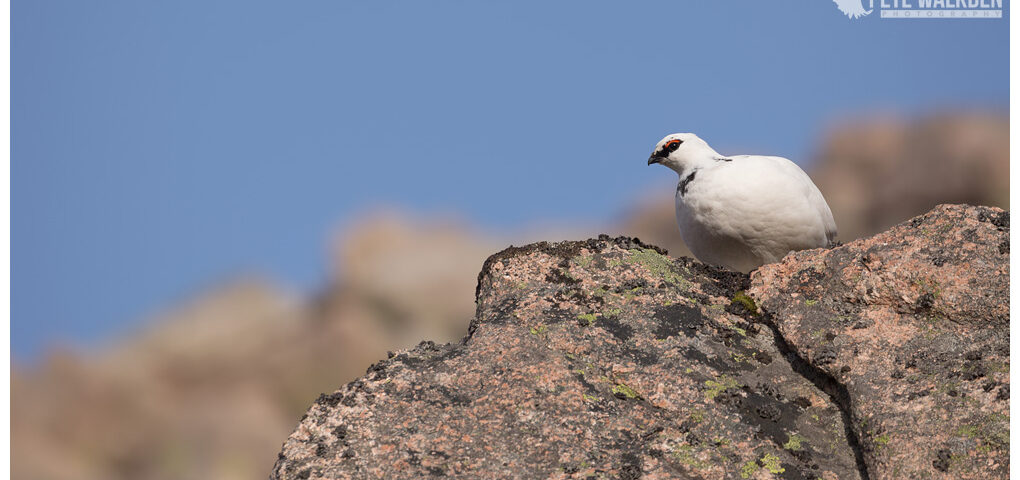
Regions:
[[271, 204, 1008, 479], [750, 204, 1009, 479]]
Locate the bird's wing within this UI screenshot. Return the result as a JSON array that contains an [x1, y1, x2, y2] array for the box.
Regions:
[[713, 155, 838, 246], [759, 156, 838, 245]]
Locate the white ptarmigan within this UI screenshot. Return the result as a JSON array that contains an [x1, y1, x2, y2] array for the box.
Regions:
[[647, 133, 837, 273]]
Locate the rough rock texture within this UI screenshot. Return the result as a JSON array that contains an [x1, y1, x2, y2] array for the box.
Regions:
[[273, 204, 1008, 480], [273, 237, 863, 479], [750, 204, 1009, 479]]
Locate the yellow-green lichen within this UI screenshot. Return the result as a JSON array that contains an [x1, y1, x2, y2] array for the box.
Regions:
[[978, 430, 1009, 453], [987, 361, 1010, 373], [739, 460, 758, 478], [783, 433, 806, 451], [530, 325, 548, 336], [612, 383, 641, 399], [760, 453, 785, 474], [672, 444, 710, 469], [731, 292, 759, 316], [572, 255, 594, 269], [961, 413, 1010, 453], [577, 313, 599, 326], [626, 248, 689, 288], [805, 299, 818, 306], [582, 393, 597, 403], [704, 375, 740, 401]]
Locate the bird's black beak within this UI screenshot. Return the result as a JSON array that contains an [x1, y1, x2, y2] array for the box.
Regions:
[[647, 153, 664, 165]]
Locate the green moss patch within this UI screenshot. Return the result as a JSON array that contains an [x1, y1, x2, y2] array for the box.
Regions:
[[731, 292, 759, 316], [576, 313, 598, 326], [957, 413, 1010, 453]]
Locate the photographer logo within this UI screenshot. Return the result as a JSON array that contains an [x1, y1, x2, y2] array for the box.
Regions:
[[833, 0, 1003, 19]]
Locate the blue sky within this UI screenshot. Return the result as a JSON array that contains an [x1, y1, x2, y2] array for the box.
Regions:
[[12, 1, 1008, 359]]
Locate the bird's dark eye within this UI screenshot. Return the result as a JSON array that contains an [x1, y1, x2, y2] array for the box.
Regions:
[[667, 139, 683, 151]]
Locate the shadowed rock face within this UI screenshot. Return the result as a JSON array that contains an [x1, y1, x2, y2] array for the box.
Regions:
[[271, 204, 1007, 480], [750, 204, 1009, 479]]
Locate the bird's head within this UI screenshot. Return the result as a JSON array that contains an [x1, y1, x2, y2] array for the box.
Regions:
[[647, 133, 716, 174]]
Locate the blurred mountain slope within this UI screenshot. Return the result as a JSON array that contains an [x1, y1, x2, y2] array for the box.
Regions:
[[812, 112, 1008, 240], [13, 216, 502, 480]]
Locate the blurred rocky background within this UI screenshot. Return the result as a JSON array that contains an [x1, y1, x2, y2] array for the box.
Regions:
[[12, 112, 1008, 480]]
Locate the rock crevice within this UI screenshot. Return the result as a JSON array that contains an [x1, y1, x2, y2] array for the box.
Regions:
[[756, 312, 870, 480]]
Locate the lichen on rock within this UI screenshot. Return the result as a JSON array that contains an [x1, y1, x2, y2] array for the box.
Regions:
[[272, 205, 1008, 480]]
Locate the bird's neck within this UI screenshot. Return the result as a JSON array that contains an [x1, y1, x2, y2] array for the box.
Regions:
[[673, 147, 723, 179]]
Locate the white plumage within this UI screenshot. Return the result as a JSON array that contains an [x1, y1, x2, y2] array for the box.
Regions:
[[648, 133, 837, 273]]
